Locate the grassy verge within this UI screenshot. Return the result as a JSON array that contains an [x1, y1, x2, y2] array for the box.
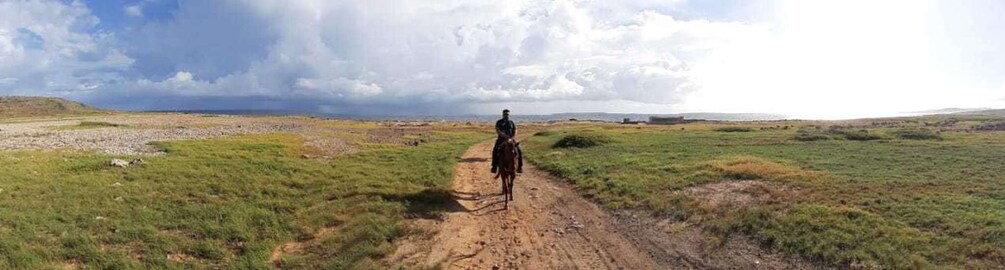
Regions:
[[0, 130, 484, 269], [52, 121, 127, 130], [524, 123, 1005, 268]]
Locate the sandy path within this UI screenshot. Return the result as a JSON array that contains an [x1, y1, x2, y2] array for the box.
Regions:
[[388, 140, 659, 269]]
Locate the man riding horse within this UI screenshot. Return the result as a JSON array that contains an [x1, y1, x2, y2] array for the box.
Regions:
[[492, 109, 523, 174]]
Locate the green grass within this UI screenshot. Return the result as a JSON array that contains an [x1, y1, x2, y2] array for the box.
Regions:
[[524, 123, 1005, 268], [890, 128, 943, 140], [0, 130, 484, 269], [714, 126, 754, 132], [53, 121, 126, 130]]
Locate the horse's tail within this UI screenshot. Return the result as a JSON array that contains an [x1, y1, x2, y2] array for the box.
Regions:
[[494, 171, 501, 179]]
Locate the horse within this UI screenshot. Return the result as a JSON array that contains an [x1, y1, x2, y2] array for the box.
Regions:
[[494, 138, 519, 209]]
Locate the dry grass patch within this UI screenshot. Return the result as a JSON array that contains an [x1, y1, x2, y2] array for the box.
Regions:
[[709, 156, 823, 182], [681, 180, 795, 217]]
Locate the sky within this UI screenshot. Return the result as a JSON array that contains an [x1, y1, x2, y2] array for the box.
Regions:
[[1, 0, 1003, 119]]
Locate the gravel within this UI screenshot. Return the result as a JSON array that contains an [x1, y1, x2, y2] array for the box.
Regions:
[[0, 114, 437, 156]]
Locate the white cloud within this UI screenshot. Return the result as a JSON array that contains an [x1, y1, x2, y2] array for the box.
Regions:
[[7, 0, 997, 117], [98, 0, 763, 112], [0, 0, 132, 96], [124, 5, 143, 18], [168, 71, 193, 83]]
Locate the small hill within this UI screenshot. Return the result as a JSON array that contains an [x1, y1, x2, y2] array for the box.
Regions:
[[953, 109, 1005, 117], [0, 96, 105, 118], [906, 107, 992, 115]]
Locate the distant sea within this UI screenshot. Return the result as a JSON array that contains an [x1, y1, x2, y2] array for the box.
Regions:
[[148, 110, 789, 123]]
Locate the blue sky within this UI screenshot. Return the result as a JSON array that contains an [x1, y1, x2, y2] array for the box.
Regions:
[[1, 0, 1004, 119]]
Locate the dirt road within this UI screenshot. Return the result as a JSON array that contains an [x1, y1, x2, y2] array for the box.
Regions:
[[388, 140, 659, 269]]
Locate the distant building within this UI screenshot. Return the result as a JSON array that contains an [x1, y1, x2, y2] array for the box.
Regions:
[[620, 116, 702, 125], [648, 116, 703, 125], [622, 118, 644, 124], [649, 116, 685, 124]]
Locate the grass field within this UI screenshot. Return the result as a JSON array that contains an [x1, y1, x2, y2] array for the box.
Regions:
[[524, 119, 1005, 269], [0, 125, 485, 269]]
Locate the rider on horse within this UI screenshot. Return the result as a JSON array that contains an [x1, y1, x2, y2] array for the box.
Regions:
[[492, 109, 523, 174]]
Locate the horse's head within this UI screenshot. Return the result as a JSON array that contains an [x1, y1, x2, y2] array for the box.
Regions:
[[501, 138, 519, 154]]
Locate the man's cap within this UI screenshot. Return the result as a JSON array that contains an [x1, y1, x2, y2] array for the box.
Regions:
[[503, 109, 510, 113]]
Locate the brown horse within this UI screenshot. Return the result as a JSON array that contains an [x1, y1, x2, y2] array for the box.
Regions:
[[494, 138, 519, 209]]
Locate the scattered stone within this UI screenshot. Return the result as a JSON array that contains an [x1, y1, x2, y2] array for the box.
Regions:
[[129, 158, 145, 165], [95, 216, 106, 220], [301, 154, 312, 159], [112, 182, 123, 187], [109, 159, 129, 167]]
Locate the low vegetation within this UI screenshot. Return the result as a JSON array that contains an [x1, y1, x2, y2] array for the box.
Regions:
[[0, 129, 484, 269], [713, 126, 753, 132], [890, 128, 942, 140], [792, 128, 831, 141], [552, 134, 609, 148], [525, 121, 1005, 269], [54, 121, 126, 130], [827, 128, 884, 141]]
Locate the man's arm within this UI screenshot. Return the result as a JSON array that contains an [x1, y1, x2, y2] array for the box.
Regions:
[[496, 120, 509, 138], [511, 121, 517, 138]]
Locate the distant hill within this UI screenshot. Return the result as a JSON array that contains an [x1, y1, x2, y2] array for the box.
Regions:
[[906, 107, 993, 115], [0, 96, 105, 118], [953, 109, 1005, 117]]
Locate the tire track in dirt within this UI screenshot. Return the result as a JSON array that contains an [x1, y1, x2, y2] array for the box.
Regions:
[[388, 140, 659, 269]]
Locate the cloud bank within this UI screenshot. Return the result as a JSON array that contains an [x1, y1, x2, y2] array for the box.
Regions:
[[0, 0, 765, 114], [3, 0, 1004, 118]]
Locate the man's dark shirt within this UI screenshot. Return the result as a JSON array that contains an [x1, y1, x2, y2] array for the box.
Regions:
[[496, 118, 516, 138]]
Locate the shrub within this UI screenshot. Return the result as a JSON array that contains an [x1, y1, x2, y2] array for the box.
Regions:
[[826, 128, 883, 141], [553, 134, 608, 148], [534, 131, 556, 137], [840, 130, 883, 141], [78, 121, 122, 128], [794, 129, 831, 141], [715, 126, 754, 132], [891, 128, 942, 140]]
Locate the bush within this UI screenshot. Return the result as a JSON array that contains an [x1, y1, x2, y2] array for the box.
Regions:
[[534, 131, 556, 137], [715, 126, 754, 132], [553, 134, 608, 148], [827, 128, 883, 141], [78, 121, 122, 128], [794, 129, 832, 141], [841, 130, 883, 141], [891, 128, 942, 140]]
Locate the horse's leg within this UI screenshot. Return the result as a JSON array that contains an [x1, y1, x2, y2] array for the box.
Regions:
[[508, 174, 515, 201], [502, 173, 510, 205], [503, 176, 509, 209]]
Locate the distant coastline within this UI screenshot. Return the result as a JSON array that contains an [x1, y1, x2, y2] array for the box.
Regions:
[[143, 110, 789, 122]]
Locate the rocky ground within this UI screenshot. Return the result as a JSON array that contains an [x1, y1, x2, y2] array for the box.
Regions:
[[0, 114, 433, 156]]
